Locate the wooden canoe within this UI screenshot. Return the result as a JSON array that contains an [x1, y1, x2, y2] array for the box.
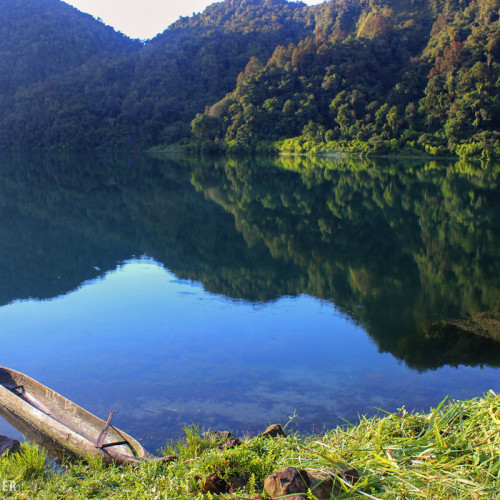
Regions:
[[0, 366, 149, 464]]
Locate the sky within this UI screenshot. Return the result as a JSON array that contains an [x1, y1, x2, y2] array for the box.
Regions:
[[63, 0, 325, 40]]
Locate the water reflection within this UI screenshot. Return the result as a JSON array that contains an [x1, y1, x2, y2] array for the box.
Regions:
[[0, 153, 498, 450], [1, 152, 498, 369], [189, 155, 500, 369]]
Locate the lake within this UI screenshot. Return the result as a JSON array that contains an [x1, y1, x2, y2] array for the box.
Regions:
[[0, 153, 498, 453]]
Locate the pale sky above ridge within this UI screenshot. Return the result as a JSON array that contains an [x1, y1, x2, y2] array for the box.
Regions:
[[63, 0, 324, 40]]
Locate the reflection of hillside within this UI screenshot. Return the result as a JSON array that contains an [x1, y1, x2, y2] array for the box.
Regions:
[[1, 153, 499, 370], [189, 156, 500, 370], [0, 153, 298, 306]]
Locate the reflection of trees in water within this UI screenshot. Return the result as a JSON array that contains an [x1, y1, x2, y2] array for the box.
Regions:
[[0, 153, 498, 370], [0, 153, 299, 306], [190, 155, 500, 369]]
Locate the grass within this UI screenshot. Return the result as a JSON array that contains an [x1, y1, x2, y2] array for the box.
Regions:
[[0, 392, 498, 499]]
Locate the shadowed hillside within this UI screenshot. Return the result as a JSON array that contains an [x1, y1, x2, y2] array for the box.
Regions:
[[0, 0, 498, 156]]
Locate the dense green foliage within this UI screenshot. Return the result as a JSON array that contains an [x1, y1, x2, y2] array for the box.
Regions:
[[0, 0, 136, 95], [1, 0, 498, 154], [0, 393, 499, 498], [0, 0, 139, 150], [0, 0, 315, 150], [190, 0, 500, 158]]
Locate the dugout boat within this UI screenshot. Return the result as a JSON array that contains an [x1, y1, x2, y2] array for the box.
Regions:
[[0, 366, 153, 464]]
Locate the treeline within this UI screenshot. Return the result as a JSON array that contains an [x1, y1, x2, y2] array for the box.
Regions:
[[190, 0, 500, 158], [0, 0, 317, 150], [0, 0, 498, 156]]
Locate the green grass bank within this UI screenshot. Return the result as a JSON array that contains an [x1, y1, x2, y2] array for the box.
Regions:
[[0, 392, 498, 499]]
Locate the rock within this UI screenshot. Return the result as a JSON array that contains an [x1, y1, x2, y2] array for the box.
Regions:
[[264, 466, 360, 500], [338, 466, 360, 485], [201, 470, 252, 494], [307, 471, 343, 498], [0, 435, 21, 456], [264, 467, 310, 500], [218, 436, 242, 450], [259, 424, 286, 438], [308, 473, 338, 498], [228, 472, 251, 493], [201, 472, 229, 495], [307, 467, 359, 498]]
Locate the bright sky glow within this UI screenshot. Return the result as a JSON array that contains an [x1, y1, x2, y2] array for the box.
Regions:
[[63, 0, 325, 40]]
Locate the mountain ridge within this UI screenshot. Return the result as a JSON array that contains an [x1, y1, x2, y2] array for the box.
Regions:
[[0, 0, 498, 156], [0, 0, 317, 150], [0, 0, 137, 95]]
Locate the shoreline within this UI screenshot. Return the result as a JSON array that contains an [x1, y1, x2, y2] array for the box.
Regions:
[[147, 142, 497, 162], [1, 392, 498, 499]]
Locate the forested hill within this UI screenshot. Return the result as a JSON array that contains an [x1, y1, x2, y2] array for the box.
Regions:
[[0, 0, 140, 150], [0, 0, 316, 150], [0, 0, 138, 95], [0, 0, 499, 156], [191, 0, 500, 158], [120, 0, 317, 146]]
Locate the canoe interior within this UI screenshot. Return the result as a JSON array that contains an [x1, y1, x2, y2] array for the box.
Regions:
[[0, 402, 81, 463], [0, 367, 147, 463]]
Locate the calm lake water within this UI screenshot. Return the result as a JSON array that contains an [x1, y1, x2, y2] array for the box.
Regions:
[[0, 153, 498, 452]]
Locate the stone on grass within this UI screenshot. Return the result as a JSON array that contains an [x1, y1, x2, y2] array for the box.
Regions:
[[264, 465, 359, 500], [0, 435, 21, 457], [306, 466, 359, 498], [337, 466, 359, 485], [201, 470, 253, 494], [259, 424, 286, 438], [264, 467, 310, 500], [201, 472, 229, 495]]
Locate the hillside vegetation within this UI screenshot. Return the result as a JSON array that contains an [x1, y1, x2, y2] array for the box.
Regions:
[[0, 0, 499, 157], [0, 0, 315, 150], [191, 0, 500, 158]]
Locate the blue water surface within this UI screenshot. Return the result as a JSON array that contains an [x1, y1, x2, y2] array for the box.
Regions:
[[0, 259, 497, 451], [0, 153, 498, 453]]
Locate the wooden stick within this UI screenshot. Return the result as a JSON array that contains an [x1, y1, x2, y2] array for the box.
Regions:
[[95, 411, 116, 449], [100, 440, 129, 449]]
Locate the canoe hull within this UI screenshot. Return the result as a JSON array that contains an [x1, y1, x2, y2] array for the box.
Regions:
[[0, 367, 148, 464]]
